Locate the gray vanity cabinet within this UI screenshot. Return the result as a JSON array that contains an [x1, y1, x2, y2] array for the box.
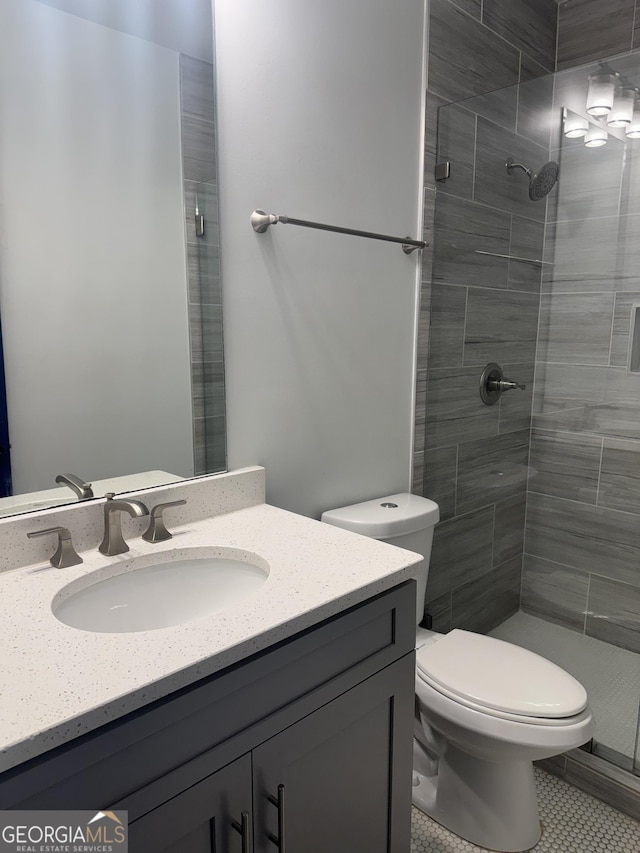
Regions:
[[0, 582, 416, 852], [129, 660, 410, 853]]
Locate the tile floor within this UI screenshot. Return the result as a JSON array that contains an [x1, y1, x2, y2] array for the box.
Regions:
[[489, 611, 640, 763], [410, 767, 640, 852]]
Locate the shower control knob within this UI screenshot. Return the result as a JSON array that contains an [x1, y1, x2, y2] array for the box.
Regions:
[[480, 363, 526, 406], [491, 379, 526, 393]]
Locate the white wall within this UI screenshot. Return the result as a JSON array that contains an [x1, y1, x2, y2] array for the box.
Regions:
[[36, 0, 214, 63], [215, 0, 427, 518], [0, 0, 194, 492]]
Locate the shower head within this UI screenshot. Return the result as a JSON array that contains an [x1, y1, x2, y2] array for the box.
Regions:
[[505, 157, 559, 201]]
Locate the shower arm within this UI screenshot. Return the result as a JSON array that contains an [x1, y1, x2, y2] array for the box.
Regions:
[[505, 158, 532, 178]]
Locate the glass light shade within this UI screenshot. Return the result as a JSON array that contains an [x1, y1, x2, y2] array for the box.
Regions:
[[563, 112, 589, 138], [586, 73, 617, 117], [626, 106, 640, 138], [607, 86, 636, 127], [584, 126, 608, 147]]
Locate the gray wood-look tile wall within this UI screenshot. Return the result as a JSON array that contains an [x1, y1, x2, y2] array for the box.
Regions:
[[412, 0, 558, 632], [556, 0, 640, 69], [180, 55, 226, 477]]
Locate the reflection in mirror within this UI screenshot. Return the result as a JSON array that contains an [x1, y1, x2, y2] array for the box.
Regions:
[[562, 106, 630, 147], [0, 0, 225, 518]]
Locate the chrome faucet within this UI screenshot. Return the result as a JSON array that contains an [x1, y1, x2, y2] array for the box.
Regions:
[[99, 493, 149, 556], [56, 472, 94, 500]]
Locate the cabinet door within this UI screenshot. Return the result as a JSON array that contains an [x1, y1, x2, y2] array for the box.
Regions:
[[128, 753, 252, 853], [252, 654, 414, 853]]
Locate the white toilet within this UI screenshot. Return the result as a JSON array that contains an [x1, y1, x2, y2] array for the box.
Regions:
[[322, 493, 594, 853]]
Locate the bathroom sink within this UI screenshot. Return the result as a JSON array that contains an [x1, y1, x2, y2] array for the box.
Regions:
[[52, 548, 270, 633]]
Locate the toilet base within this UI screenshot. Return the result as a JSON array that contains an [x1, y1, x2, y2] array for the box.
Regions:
[[412, 740, 542, 852]]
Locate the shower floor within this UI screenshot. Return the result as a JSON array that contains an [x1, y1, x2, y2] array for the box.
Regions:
[[490, 611, 640, 767]]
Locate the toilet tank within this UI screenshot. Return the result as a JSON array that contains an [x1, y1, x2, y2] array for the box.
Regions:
[[321, 493, 440, 624]]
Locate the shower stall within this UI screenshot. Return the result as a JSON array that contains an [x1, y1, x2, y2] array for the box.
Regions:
[[424, 50, 640, 783]]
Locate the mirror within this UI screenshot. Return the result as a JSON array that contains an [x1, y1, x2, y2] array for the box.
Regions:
[[0, 0, 225, 518]]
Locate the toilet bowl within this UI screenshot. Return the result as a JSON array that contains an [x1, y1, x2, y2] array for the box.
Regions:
[[322, 494, 594, 853], [413, 627, 593, 851]]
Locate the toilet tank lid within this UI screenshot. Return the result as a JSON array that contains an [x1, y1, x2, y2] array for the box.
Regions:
[[321, 493, 440, 539]]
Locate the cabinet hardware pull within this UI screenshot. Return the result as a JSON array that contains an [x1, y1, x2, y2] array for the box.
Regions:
[[267, 784, 286, 851], [231, 810, 251, 853]]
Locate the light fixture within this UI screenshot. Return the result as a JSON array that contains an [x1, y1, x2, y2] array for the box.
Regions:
[[607, 86, 636, 127], [586, 73, 617, 117], [627, 105, 640, 138], [563, 110, 589, 138], [584, 126, 608, 147]]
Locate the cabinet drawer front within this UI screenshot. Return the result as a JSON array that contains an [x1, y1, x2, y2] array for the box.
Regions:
[[0, 582, 416, 814]]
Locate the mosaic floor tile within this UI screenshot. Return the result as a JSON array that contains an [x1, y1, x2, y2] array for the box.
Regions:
[[410, 767, 640, 852]]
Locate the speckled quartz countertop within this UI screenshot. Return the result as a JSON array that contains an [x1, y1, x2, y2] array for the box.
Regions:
[[0, 479, 421, 773]]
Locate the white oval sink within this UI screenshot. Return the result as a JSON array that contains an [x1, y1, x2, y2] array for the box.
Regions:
[[52, 548, 270, 633]]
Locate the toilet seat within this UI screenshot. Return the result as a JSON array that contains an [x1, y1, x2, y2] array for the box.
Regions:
[[416, 629, 588, 724]]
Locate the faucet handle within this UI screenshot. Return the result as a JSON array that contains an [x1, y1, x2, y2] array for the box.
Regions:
[[142, 500, 187, 543], [492, 378, 526, 392], [480, 363, 526, 406], [27, 527, 83, 569]]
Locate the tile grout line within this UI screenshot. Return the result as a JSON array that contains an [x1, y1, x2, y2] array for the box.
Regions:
[[461, 286, 469, 368], [583, 572, 591, 635], [595, 437, 605, 509], [471, 113, 478, 204], [454, 443, 459, 518], [606, 292, 617, 368], [554, 1, 560, 72], [530, 424, 640, 442], [490, 500, 496, 571], [528, 484, 640, 519], [541, 289, 633, 297], [515, 52, 522, 138], [507, 212, 514, 298]]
